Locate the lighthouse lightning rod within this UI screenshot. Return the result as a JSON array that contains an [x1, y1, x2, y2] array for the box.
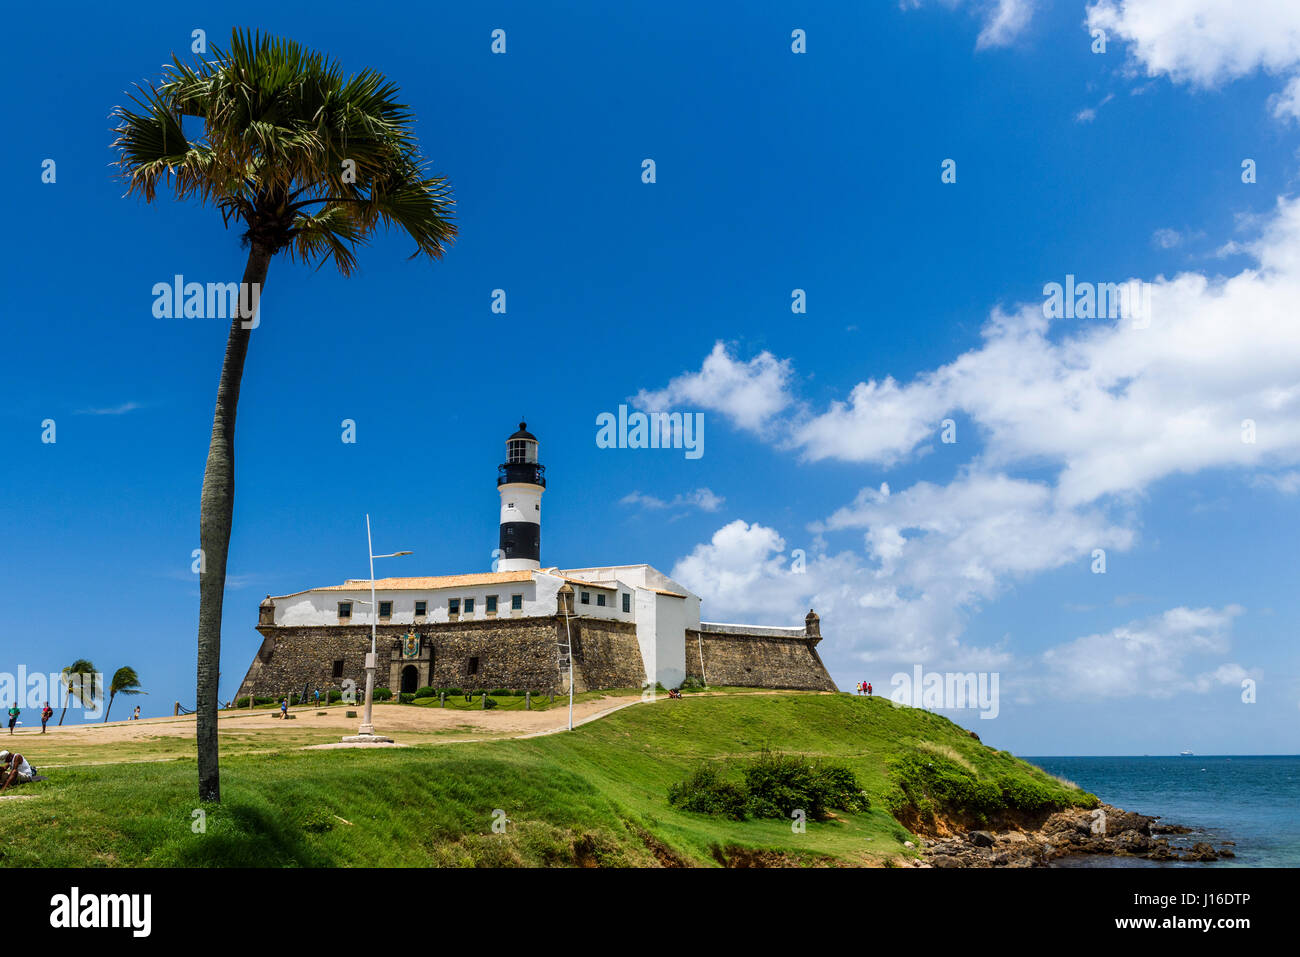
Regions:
[[357, 513, 412, 738]]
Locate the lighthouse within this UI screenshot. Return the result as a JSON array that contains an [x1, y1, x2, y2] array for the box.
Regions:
[[497, 421, 546, 571]]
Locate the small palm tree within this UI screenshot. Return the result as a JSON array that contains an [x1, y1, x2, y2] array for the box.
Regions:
[[112, 29, 456, 802], [59, 660, 100, 726], [104, 667, 147, 723]]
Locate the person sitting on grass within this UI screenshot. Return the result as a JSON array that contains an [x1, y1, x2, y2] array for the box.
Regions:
[[0, 750, 37, 794]]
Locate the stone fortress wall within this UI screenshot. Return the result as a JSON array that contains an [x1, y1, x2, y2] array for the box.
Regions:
[[236, 606, 835, 701]]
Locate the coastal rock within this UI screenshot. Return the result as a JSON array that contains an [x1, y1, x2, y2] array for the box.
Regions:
[[1181, 842, 1220, 862], [918, 803, 1220, 868]]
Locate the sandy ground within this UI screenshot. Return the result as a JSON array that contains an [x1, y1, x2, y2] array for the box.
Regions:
[[10, 693, 643, 751]]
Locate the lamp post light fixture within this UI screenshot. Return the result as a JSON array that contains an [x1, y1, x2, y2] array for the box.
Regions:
[[342, 514, 412, 744]]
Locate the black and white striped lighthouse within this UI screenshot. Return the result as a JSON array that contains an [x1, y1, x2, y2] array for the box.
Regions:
[[497, 421, 546, 571]]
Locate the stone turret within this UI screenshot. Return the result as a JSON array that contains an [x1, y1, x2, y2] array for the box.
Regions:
[[556, 583, 575, 616], [804, 609, 821, 643], [259, 595, 275, 626]]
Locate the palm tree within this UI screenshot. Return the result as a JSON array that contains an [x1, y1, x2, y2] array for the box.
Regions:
[[111, 30, 456, 802], [59, 660, 99, 726], [104, 667, 147, 722]]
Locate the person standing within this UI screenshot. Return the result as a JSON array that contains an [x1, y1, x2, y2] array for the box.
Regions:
[[132, 705, 141, 721], [866, 683, 872, 696], [40, 702, 52, 733], [6, 704, 18, 735]]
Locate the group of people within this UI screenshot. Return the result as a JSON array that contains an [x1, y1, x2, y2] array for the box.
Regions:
[[7, 703, 54, 735], [6, 702, 142, 735], [856, 681, 873, 696]]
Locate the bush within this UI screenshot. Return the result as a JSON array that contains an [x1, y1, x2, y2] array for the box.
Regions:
[[439, 688, 463, 697], [667, 764, 748, 819], [414, 687, 437, 699], [373, 687, 393, 701], [680, 676, 705, 690], [669, 752, 865, 822], [399, 692, 415, 703], [327, 690, 343, 703]]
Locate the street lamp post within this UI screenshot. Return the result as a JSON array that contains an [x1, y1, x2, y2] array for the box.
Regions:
[[344, 514, 411, 743]]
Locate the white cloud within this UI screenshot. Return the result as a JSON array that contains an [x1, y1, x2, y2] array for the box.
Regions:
[[1087, 0, 1300, 109], [1040, 605, 1245, 698], [620, 487, 724, 512], [658, 196, 1300, 506], [1270, 75, 1300, 122], [903, 0, 1036, 50], [785, 196, 1300, 505], [1251, 470, 1300, 494], [975, 0, 1035, 49], [633, 341, 793, 434], [75, 401, 142, 415], [672, 471, 1131, 670]]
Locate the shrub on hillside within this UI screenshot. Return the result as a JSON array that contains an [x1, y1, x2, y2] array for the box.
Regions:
[[742, 750, 867, 821], [668, 752, 866, 822], [667, 764, 748, 819]]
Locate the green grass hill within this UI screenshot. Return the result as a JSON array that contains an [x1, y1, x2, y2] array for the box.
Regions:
[[0, 693, 1097, 867]]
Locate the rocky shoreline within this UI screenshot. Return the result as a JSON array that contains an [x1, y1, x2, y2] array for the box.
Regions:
[[911, 804, 1234, 867]]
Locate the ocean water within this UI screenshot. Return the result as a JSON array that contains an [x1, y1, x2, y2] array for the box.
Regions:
[[1024, 755, 1300, 868]]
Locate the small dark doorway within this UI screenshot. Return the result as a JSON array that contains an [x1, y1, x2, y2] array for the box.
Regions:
[[401, 665, 419, 695]]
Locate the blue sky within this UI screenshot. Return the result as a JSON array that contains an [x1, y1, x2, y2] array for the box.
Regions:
[[2, 0, 1298, 754]]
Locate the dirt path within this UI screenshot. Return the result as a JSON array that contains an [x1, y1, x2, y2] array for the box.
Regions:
[[19, 693, 643, 763]]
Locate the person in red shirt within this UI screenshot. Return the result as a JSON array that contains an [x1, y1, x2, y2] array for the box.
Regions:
[[40, 702, 53, 733], [866, 683, 872, 696]]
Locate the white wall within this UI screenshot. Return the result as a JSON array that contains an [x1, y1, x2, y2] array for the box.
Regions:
[[274, 580, 545, 626]]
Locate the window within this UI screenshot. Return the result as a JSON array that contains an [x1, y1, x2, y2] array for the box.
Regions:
[[414, 600, 427, 617], [332, 659, 344, 678], [622, 593, 631, 613], [511, 594, 523, 611], [449, 598, 460, 616], [467, 656, 479, 675], [486, 595, 498, 614], [378, 601, 392, 618], [580, 591, 590, 605], [596, 593, 606, 607], [338, 602, 352, 619], [464, 597, 475, 613]]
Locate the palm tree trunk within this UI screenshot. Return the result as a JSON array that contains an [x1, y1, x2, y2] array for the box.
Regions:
[[104, 691, 115, 723], [197, 243, 272, 803]]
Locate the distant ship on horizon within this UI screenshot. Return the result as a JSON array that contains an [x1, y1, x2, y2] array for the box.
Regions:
[[1179, 750, 1194, 756]]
